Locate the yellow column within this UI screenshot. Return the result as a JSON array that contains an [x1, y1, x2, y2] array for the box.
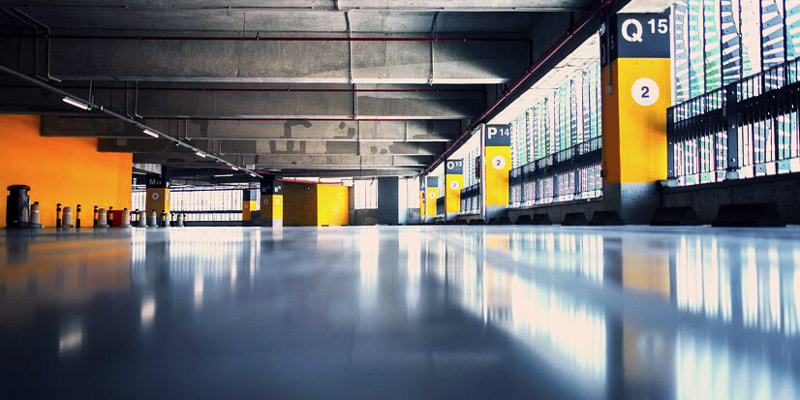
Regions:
[[483, 124, 511, 220], [259, 178, 283, 227], [145, 173, 169, 215], [242, 187, 258, 223], [425, 176, 439, 222], [601, 11, 671, 223], [445, 159, 463, 221]]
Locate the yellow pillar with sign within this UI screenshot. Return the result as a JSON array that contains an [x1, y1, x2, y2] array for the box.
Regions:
[[445, 159, 463, 221], [259, 178, 283, 227], [425, 177, 439, 222], [483, 124, 511, 220], [601, 10, 671, 223], [145, 173, 169, 215], [242, 187, 258, 223]]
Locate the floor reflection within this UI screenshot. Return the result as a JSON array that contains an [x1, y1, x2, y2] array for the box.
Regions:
[[418, 226, 800, 400], [2, 226, 800, 399]]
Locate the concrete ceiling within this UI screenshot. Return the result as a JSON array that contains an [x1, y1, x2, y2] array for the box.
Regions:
[[0, 0, 602, 179]]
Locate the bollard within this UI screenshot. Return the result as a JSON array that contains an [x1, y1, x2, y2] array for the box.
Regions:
[[6, 185, 32, 228], [176, 213, 185, 227], [96, 208, 109, 228], [160, 211, 168, 228], [76, 204, 82, 229], [56, 203, 62, 229], [147, 209, 158, 227], [121, 208, 131, 228], [108, 206, 114, 226], [171, 212, 176, 227], [137, 210, 147, 227], [30, 201, 43, 229], [93, 206, 99, 227], [62, 206, 75, 228]]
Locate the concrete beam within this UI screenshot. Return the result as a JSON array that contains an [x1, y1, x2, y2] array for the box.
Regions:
[[130, 152, 430, 169], [42, 117, 461, 142], [1, 1, 592, 13], [98, 138, 444, 155], [0, 36, 528, 84], [0, 83, 484, 119]]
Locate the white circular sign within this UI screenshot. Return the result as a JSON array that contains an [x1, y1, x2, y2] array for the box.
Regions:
[[263, 198, 270, 206], [492, 156, 506, 170], [243, 203, 249, 210], [428, 191, 437, 199], [450, 181, 460, 190], [631, 78, 659, 107], [275, 198, 280, 205], [151, 192, 159, 200]]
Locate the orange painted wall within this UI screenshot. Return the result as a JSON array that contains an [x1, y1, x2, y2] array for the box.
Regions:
[[0, 114, 132, 228], [317, 184, 349, 226]]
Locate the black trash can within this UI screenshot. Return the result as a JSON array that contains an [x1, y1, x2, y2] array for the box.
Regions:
[[6, 185, 31, 228]]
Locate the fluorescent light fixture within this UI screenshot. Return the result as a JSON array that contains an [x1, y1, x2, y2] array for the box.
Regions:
[[195, 151, 206, 158], [214, 174, 234, 178], [62, 96, 91, 110], [231, 166, 240, 171], [142, 129, 159, 138]]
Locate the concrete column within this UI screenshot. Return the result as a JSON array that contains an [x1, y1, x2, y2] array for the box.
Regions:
[[601, 10, 671, 223], [445, 159, 464, 222], [482, 124, 511, 220], [378, 177, 400, 225], [259, 177, 283, 228], [145, 169, 169, 217]]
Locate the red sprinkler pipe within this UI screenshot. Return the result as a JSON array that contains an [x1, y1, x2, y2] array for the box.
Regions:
[[422, 0, 613, 175]]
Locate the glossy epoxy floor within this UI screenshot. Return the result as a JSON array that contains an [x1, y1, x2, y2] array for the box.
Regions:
[[2, 226, 800, 399]]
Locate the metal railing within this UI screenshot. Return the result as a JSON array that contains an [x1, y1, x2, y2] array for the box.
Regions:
[[668, 58, 800, 185], [509, 137, 603, 208], [460, 184, 481, 214], [435, 196, 445, 217]]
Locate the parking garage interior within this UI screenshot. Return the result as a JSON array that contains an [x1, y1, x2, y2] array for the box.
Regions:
[[2, 0, 800, 399]]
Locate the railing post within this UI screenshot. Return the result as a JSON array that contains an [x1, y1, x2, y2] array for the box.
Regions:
[[724, 83, 740, 180], [667, 107, 675, 179]]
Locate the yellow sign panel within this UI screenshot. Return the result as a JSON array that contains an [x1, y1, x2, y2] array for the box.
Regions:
[[242, 200, 257, 221], [602, 57, 671, 184], [483, 146, 510, 207], [425, 187, 439, 217], [145, 188, 170, 214], [261, 194, 283, 221], [445, 173, 463, 215]]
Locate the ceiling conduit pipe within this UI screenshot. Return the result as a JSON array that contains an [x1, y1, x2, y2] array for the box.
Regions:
[[421, 0, 613, 176], [11, 33, 531, 43]]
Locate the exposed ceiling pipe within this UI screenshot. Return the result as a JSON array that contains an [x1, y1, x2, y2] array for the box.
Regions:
[[0, 5, 588, 13], [0, 64, 262, 178], [0, 84, 483, 93], [421, 0, 613, 176], [68, 116, 455, 122], [9, 33, 531, 43]]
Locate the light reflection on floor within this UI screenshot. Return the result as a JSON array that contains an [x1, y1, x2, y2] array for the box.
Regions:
[[1, 225, 800, 399]]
